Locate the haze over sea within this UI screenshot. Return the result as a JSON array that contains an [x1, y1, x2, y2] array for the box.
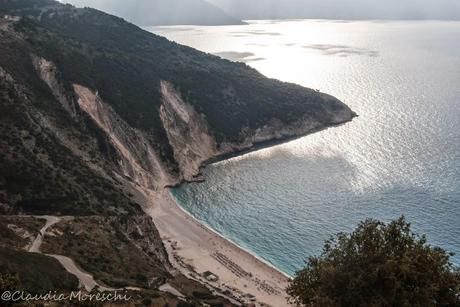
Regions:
[[148, 20, 460, 276]]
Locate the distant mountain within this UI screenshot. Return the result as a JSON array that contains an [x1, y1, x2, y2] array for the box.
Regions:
[[64, 0, 244, 26], [209, 0, 460, 20]]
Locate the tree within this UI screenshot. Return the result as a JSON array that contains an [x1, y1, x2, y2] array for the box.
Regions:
[[287, 216, 460, 307]]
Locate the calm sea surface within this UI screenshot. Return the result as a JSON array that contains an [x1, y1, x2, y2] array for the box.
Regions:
[[148, 20, 460, 275]]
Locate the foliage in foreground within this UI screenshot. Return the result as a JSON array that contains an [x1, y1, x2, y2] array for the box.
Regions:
[[287, 216, 460, 307]]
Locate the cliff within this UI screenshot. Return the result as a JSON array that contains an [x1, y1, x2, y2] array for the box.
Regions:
[[0, 0, 355, 304], [159, 80, 355, 183]]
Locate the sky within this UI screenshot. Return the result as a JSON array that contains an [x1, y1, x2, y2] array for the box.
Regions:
[[62, 0, 460, 21], [62, 0, 242, 25], [208, 0, 460, 20]]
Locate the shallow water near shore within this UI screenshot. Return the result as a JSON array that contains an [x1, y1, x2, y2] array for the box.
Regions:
[[149, 20, 460, 276]]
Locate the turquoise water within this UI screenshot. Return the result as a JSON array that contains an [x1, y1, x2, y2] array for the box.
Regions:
[[149, 20, 460, 276]]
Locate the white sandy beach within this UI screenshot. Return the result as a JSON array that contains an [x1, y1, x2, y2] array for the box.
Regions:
[[147, 189, 291, 307]]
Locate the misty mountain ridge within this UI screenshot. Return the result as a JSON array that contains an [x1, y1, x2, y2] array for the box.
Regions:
[[63, 0, 244, 26], [61, 0, 460, 27], [209, 0, 460, 21]]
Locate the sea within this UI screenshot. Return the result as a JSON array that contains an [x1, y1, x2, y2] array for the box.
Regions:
[[147, 20, 460, 276]]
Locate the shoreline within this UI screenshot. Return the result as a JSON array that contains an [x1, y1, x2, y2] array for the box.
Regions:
[[204, 117, 356, 167], [169, 190, 292, 279], [145, 116, 357, 305], [147, 189, 292, 306], [167, 116, 357, 188]]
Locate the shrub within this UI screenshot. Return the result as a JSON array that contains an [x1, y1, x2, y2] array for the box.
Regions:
[[287, 216, 460, 307]]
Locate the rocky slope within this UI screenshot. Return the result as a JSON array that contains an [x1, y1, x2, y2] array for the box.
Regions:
[[0, 0, 355, 304]]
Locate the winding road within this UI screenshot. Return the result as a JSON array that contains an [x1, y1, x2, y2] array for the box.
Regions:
[[28, 215, 174, 295], [29, 215, 60, 253], [29, 215, 115, 292]]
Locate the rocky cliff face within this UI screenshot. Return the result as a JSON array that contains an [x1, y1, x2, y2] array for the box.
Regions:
[[73, 84, 173, 189], [160, 81, 219, 182], [159, 81, 355, 185], [31, 63, 355, 190], [32, 55, 78, 118], [28, 55, 357, 191]]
